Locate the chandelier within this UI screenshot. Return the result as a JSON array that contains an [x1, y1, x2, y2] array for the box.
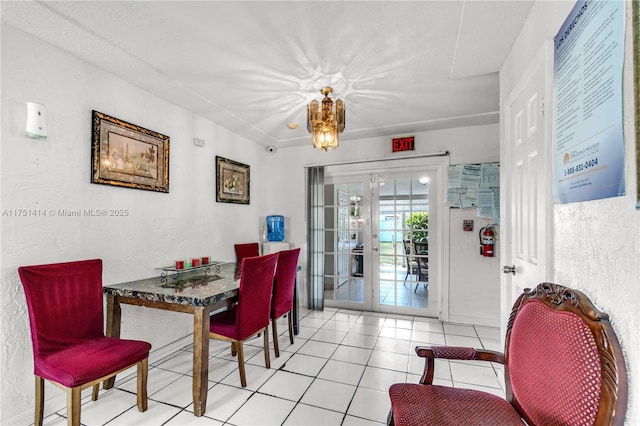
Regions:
[[307, 86, 345, 151]]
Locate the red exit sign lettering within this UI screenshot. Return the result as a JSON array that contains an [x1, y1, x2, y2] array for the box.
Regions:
[[392, 136, 415, 152]]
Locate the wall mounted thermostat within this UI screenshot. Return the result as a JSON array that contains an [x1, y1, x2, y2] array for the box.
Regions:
[[463, 220, 474, 231]]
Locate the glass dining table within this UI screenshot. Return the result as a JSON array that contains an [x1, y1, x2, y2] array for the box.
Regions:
[[102, 261, 300, 417]]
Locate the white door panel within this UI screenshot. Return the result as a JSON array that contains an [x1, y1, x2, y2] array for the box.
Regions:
[[502, 42, 553, 332]]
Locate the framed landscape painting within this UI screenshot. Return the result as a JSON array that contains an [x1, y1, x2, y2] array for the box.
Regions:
[[91, 110, 170, 192], [635, 0, 640, 208], [216, 156, 250, 204]]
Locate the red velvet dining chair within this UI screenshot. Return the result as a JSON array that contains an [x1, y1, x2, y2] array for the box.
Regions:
[[234, 242, 260, 263], [18, 259, 152, 426], [387, 283, 628, 426], [271, 248, 301, 357], [209, 253, 278, 387]]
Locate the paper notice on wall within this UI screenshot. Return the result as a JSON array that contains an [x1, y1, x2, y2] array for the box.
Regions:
[[552, 0, 625, 203], [480, 163, 500, 188], [448, 164, 482, 188], [477, 189, 500, 223], [447, 187, 467, 208], [448, 163, 499, 221]]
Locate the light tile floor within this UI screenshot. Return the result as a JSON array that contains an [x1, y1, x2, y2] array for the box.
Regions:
[[39, 308, 504, 426]]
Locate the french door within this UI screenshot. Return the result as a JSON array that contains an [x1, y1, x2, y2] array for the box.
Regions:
[[323, 168, 441, 318], [373, 171, 439, 317], [322, 177, 369, 309]]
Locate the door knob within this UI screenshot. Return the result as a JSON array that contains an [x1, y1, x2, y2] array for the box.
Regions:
[[373, 247, 379, 252], [502, 265, 516, 275]]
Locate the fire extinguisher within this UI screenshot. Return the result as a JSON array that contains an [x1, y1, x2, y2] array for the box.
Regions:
[[479, 225, 497, 257]]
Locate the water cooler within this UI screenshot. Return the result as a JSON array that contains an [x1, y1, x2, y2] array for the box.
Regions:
[[262, 215, 289, 254]]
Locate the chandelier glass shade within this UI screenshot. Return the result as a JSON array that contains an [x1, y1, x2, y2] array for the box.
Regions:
[[307, 86, 345, 151]]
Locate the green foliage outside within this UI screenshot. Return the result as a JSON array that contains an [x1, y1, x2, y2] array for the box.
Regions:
[[377, 212, 429, 267], [406, 212, 429, 242]]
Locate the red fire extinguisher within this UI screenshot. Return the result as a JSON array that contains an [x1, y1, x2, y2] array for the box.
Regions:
[[479, 225, 497, 257]]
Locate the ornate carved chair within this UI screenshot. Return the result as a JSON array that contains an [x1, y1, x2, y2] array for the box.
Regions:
[[387, 283, 628, 426]]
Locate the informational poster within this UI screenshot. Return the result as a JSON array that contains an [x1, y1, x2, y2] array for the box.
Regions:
[[447, 163, 500, 222], [552, 0, 625, 204]]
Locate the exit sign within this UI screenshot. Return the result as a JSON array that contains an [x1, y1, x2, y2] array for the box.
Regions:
[[392, 136, 415, 152]]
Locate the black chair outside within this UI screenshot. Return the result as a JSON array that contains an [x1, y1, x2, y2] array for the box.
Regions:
[[413, 241, 428, 293], [402, 240, 419, 283]]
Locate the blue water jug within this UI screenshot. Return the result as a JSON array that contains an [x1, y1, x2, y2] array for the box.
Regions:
[[266, 215, 285, 242]]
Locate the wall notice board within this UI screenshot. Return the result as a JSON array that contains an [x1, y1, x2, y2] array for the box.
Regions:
[[447, 163, 500, 223]]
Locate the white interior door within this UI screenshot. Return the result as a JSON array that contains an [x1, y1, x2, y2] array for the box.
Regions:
[[502, 42, 553, 330]]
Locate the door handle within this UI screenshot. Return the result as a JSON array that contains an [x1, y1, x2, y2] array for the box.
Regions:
[[372, 247, 379, 252], [502, 265, 516, 275]]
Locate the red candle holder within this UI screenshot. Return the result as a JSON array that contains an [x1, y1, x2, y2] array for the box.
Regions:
[[201, 256, 210, 265], [175, 260, 185, 270], [191, 258, 200, 268]]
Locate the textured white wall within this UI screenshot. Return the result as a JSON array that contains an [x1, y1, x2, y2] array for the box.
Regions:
[[500, 1, 639, 423], [1, 26, 269, 422]]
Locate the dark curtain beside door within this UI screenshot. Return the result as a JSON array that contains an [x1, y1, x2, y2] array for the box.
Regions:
[[306, 166, 324, 310]]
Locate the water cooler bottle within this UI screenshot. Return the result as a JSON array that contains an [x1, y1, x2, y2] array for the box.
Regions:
[[262, 215, 289, 254]]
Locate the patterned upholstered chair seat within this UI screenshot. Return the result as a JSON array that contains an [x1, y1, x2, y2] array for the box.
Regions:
[[387, 283, 628, 426]]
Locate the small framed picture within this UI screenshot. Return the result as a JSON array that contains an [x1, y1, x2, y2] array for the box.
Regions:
[[216, 156, 250, 204], [634, 0, 640, 208], [91, 111, 169, 192]]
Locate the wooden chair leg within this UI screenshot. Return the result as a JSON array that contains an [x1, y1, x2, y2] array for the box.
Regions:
[[272, 318, 280, 357], [91, 384, 99, 401], [236, 341, 247, 387], [263, 327, 271, 369], [287, 312, 294, 344], [137, 358, 148, 412], [35, 376, 44, 426], [387, 410, 395, 425], [67, 387, 81, 426], [231, 341, 237, 357]]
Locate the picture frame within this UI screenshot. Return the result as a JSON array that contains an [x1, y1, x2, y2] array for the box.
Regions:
[[216, 156, 250, 204], [634, 0, 640, 208], [91, 110, 169, 193]]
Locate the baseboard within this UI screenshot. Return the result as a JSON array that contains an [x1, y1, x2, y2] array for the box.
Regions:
[[447, 314, 500, 328], [2, 335, 192, 426]]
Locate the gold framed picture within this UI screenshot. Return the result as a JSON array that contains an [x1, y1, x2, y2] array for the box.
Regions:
[[634, 0, 640, 208], [91, 110, 169, 193], [216, 156, 250, 204]]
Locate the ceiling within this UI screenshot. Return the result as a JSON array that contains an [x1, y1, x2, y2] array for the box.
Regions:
[[2, 1, 533, 150]]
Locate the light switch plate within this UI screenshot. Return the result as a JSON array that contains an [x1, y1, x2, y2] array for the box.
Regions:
[[194, 138, 205, 147]]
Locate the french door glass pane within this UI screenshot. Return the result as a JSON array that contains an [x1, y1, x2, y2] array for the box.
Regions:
[[379, 178, 429, 309], [324, 182, 364, 305]]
